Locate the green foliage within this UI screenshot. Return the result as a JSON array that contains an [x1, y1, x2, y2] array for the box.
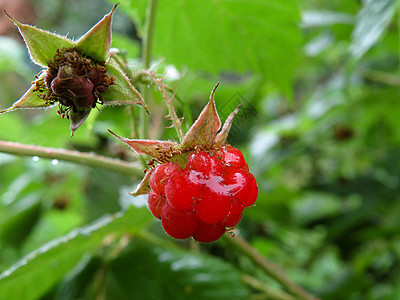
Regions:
[[350, 0, 399, 59], [105, 241, 249, 299], [0, 195, 43, 248], [117, 0, 302, 94], [1, 0, 400, 299], [0, 208, 151, 300]]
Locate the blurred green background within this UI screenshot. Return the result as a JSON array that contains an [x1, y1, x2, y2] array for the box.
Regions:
[[1, 0, 400, 299]]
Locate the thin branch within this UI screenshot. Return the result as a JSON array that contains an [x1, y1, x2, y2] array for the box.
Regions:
[[242, 274, 296, 300], [360, 68, 400, 87], [0, 140, 143, 177], [142, 0, 158, 70], [140, 0, 159, 139], [223, 235, 319, 300]]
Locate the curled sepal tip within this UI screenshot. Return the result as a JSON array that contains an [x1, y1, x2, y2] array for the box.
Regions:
[[130, 170, 152, 196], [180, 83, 221, 149], [69, 108, 91, 136]]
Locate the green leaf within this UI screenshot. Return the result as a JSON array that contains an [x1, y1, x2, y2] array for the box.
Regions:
[[0, 73, 52, 113], [118, 0, 302, 93], [0, 195, 42, 248], [4, 11, 74, 67], [50, 255, 103, 300], [84, 168, 133, 221], [350, 0, 399, 59], [75, 4, 118, 62], [105, 241, 249, 300], [103, 60, 146, 110], [111, 33, 141, 58], [0, 207, 152, 300]]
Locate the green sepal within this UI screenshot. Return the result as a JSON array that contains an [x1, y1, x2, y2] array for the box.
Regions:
[[180, 84, 221, 149], [0, 73, 52, 113], [130, 171, 152, 196], [4, 11, 74, 67], [103, 61, 147, 112], [69, 108, 92, 137], [108, 130, 177, 159], [75, 4, 118, 62], [215, 104, 241, 146]]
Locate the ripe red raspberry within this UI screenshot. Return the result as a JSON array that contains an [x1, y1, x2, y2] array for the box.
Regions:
[[197, 188, 231, 224], [165, 170, 203, 210], [186, 151, 223, 175], [193, 222, 226, 243], [149, 162, 182, 195], [147, 146, 257, 243], [224, 199, 244, 227], [218, 145, 249, 171], [148, 190, 165, 219], [223, 168, 258, 206], [161, 202, 199, 239]]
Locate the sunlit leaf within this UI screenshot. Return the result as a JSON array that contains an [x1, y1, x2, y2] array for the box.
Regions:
[[4, 11, 74, 67], [0, 208, 151, 300], [0, 195, 42, 248], [49, 255, 102, 300], [0, 73, 51, 113], [105, 241, 250, 299], [75, 4, 118, 62], [350, 0, 399, 59], [117, 0, 302, 93], [103, 61, 146, 110]]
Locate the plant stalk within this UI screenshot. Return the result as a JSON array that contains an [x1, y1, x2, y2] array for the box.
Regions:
[[223, 235, 318, 300], [0, 140, 143, 177], [140, 0, 159, 139], [142, 71, 184, 141], [242, 274, 296, 300]]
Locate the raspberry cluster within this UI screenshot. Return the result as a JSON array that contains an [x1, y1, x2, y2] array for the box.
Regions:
[[148, 146, 258, 243]]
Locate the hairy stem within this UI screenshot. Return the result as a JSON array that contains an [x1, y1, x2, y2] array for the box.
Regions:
[[361, 68, 400, 87], [223, 235, 318, 300], [140, 0, 159, 139], [110, 54, 147, 167], [142, 71, 185, 142], [0, 140, 143, 177], [142, 0, 158, 70]]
